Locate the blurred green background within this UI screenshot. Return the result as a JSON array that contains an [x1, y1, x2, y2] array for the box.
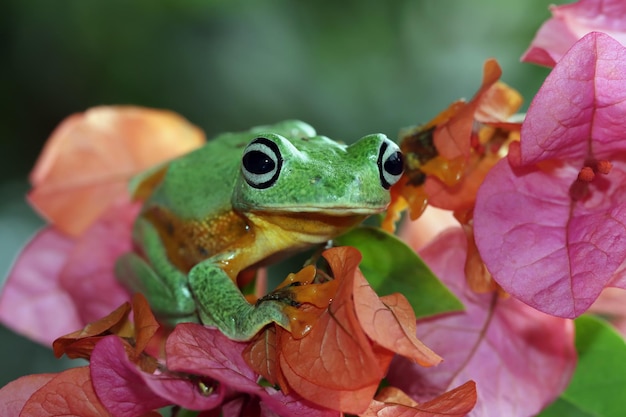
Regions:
[[0, 0, 554, 386]]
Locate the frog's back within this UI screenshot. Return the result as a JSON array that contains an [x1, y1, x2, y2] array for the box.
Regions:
[[145, 134, 240, 218], [145, 120, 316, 219]]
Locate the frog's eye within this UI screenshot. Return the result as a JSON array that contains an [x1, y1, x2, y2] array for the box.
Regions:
[[242, 137, 283, 189], [378, 139, 404, 189]]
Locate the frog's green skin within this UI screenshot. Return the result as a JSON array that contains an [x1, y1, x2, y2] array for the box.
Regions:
[[115, 120, 403, 340]]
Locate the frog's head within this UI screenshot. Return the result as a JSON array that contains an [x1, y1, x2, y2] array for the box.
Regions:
[[232, 123, 403, 218]]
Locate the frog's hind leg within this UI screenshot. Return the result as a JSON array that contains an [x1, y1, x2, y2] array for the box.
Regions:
[[115, 253, 198, 324], [189, 261, 291, 341], [115, 219, 199, 325]]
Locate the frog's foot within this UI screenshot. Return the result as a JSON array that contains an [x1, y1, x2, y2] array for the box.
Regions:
[[189, 261, 290, 341], [116, 253, 199, 325]]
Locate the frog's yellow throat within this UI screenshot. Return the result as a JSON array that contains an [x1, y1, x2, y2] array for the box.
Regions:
[[227, 210, 369, 277], [245, 210, 368, 250], [141, 206, 368, 279]]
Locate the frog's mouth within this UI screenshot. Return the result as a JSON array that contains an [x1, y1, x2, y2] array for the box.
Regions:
[[251, 204, 387, 216], [247, 209, 374, 241]]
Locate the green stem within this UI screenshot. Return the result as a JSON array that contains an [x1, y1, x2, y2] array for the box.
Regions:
[[176, 408, 200, 417]]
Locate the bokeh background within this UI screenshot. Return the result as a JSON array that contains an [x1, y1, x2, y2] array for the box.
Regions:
[[0, 0, 555, 386]]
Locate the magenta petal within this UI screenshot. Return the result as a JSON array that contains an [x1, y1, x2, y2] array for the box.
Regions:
[[166, 323, 260, 393], [521, 32, 626, 165], [475, 159, 626, 317], [522, 0, 626, 67], [91, 336, 225, 414], [0, 201, 139, 347], [0, 228, 83, 346], [261, 388, 340, 417], [90, 336, 171, 417], [521, 18, 577, 67], [0, 374, 55, 415], [388, 229, 576, 417], [166, 324, 334, 415], [481, 32, 626, 318], [59, 202, 139, 324], [140, 369, 225, 411]]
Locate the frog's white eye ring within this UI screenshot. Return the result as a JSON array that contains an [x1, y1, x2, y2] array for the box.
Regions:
[[378, 140, 404, 189], [242, 137, 283, 189]]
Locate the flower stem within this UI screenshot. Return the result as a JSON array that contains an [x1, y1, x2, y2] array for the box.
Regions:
[[176, 408, 200, 417]]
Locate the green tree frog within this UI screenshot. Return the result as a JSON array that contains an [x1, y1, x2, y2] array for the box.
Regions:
[[116, 120, 403, 340]]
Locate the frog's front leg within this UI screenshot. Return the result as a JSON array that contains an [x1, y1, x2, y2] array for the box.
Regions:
[[189, 260, 291, 341]]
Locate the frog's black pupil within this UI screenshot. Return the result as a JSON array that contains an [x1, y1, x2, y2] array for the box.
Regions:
[[243, 150, 275, 174], [384, 151, 403, 175]]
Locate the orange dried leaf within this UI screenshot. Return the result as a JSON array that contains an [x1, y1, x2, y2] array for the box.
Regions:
[[51, 337, 106, 361], [131, 293, 160, 358], [422, 100, 467, 131], [382, 177, 409, 232], [420, 155, 466, 187], [374, 386, 420, 407], [475, 80, 523, 123], [426, 128, 520, 212], [433, 107, 476, 161], [278, 247, 383, 414], [28, 106, 205, 236], [371, 343, 398, 380], [275, 265, 317, 290], [460, 219, 496, 293], [271, 264, 340, 338], [354, 276, 442, 367], [394, 59, 522, 227], [401, 183, 429, 221], [433, 59, 502, 160], [453, 210, 506, 296], [399, 124, 439, 190], [279, 352, 380, 415], [424, 152, 494, 211], [363, 381, 477, 417], [283, 303, 327, 339], [243, 326, 282, 387], [53, 301, 131, 359], [20, 367, 111, 417]]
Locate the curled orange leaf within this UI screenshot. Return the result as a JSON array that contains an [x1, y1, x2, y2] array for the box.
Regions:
[[131, 293, 160, 359], [242, 326, 283, 388], [277, 247, 383, 414], [52, 301, 131, 360], [279, 250, 381, 388], [362, 381, 477, 417], [52, 294, 160, 372], [279, 351, 380, 415], [354, 277, 443, 367], [275, 264, 338, 309], [384, 58, 521, 231], [433, 59, 502, 160], [274, 264, 342, 338], [19, 367, 111, 417], [249, 246, 444, 413], [28, 106, 205, 236], [454, 209, 501, 294]]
